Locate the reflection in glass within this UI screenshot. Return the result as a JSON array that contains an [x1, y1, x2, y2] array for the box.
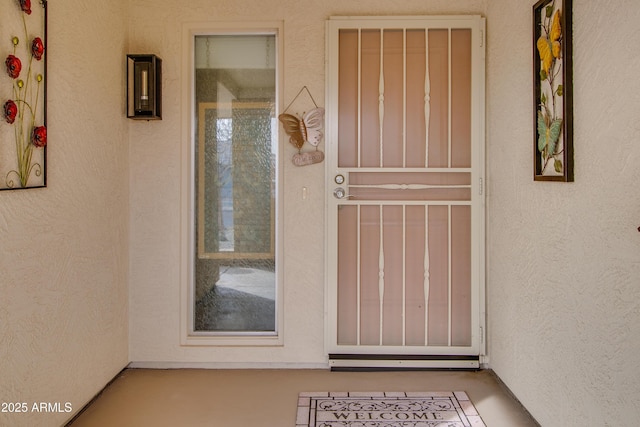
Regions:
[[193, 34, 277, 334]]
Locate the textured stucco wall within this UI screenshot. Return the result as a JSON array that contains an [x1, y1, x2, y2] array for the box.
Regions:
[[0, 0, 635, 424], [486, 0, 640, 425], [128, 0, 485, 365], [127, 0, 640, 423], [0, 1, 130, 426]]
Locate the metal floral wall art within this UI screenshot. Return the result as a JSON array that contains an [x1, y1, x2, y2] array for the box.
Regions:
[[533, 0, 573, 182], [1, 0, 47, 190]]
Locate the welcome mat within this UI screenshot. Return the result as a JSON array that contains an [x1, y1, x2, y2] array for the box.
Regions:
[[296, 391, 486, 427]]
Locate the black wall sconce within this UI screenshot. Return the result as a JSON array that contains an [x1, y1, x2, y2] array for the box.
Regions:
[[127, 54, 162, 120]]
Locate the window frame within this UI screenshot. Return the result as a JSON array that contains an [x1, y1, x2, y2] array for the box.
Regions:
[[180, 21, 284, 346]]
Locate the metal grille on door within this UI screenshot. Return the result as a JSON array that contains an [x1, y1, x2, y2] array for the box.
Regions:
[[326, 17, 485, 361]]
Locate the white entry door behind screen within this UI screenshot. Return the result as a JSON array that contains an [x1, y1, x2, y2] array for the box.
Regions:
[[325, 16, 486, 369]]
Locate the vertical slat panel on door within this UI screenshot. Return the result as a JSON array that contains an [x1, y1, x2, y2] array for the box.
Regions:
[[451, 205, 472, 346], [382, 205, 404, 345], [451, 29, 472, 168], [382, 30, 404, 168], [428, 29, 449, 169], [361, 30, 381, 168], [427, 205, 449, 346], [406, 30, 427, 168], [405, 205, 426, 346], [360, 205, 381, 346], [339, 30, 358, 168], [337, 205, 357, 345]]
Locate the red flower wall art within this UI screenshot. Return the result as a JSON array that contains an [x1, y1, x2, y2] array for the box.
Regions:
[[1, 0, 47, 190]]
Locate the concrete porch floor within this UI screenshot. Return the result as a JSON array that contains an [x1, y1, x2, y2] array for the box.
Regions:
[[66, 368, 539, 426]]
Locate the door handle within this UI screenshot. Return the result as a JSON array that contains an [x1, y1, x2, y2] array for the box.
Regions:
[[333, 187, 346, 199], [333, 187, 354, 199]]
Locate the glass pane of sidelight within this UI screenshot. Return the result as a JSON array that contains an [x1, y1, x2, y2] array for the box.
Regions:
[[193, 34, 277, 333]]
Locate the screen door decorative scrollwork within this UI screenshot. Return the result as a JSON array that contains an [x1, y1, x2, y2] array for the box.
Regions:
[[325, 16, 485, 367]]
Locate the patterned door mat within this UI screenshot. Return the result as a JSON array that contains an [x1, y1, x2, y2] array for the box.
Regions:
[[296, 391, 486, 427]]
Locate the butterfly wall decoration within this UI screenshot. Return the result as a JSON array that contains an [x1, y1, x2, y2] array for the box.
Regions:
[[278, 107, 325, 151], [278, 86, 325, 166], [532, 0, 573, 182]]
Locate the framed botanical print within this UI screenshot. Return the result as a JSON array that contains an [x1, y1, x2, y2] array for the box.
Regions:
[[533, 0, 573, 181]]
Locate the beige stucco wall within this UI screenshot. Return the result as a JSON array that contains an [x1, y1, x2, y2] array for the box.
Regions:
[[1, 0, 639, 425], [129, 1, 640, 424], [127, 0, 485, 365], [0, 1, 130, 426], [486, 0, 640, 425]]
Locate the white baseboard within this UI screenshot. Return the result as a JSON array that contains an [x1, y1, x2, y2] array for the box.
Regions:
[[127, 361, 330, 370]]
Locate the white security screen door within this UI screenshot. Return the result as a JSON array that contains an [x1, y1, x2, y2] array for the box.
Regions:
[[325, 16, 485, 368]]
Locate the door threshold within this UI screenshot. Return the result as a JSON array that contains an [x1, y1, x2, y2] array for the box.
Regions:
[[328, 354, 480, 371]]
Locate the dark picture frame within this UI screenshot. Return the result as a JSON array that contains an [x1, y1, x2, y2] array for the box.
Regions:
[[533, 0, 573, 181], [0, 0, 47, 190]]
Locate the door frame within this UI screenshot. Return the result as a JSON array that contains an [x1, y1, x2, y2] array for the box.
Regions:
[[324, 15, 486, 363]]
